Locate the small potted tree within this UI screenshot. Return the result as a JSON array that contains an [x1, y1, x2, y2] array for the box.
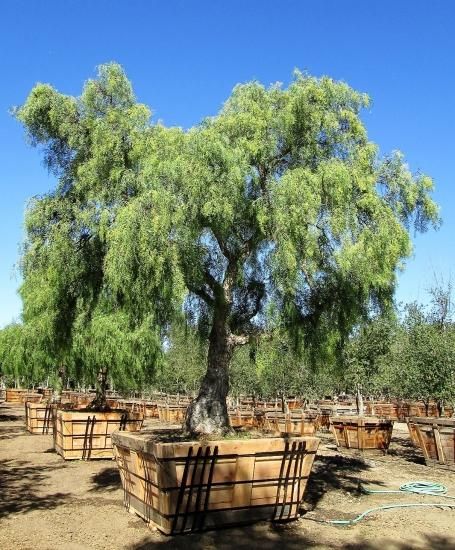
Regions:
[[399, 291, 455, 469], [329, 315, 398, 451], [17, 64, 438, 531], [51, 311, 148, 459], [0, 323, 44, 404]]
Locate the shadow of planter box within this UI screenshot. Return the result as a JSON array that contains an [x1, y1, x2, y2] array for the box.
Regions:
[[330, 416, 394, 452], [25, 401, 54, 434], [112, 430, 319, 535], [53, 409, 144, 460], [406, 417, 455, 470]]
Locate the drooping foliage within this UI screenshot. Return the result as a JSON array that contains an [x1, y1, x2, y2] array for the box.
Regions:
[[16, 64, 439, 431], [0, 323, 52, 387]]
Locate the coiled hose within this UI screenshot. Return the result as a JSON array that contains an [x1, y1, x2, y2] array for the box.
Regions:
[[313, 481, 455, 525]]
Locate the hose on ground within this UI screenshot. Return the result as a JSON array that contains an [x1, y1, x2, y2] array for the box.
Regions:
[[311, 481, 455, 525]]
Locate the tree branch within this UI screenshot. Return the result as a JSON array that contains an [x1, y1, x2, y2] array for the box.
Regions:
[[186, 282, 215, 305]]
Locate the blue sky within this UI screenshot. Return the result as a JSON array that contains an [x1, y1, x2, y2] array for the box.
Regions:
[[0, 0, 454, 327]]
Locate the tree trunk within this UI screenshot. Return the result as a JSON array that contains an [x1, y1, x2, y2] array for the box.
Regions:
[[185, 319, 232, 435], [437, 398, 445, 418], [90, 367, 109, 411], [356, 385, 365, 416], [424, 399, 430, 417]]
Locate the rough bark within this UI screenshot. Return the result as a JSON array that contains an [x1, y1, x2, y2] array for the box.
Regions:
[[356, 385, 365, 416], [437, 398, 445, 418], [185, 316, 233, 435], [90, 367, 110, 411]]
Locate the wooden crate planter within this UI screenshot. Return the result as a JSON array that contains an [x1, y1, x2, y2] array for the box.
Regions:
[[25, 402, 55, 434], [406, 417, 455, 470], [37, 388, 54, 400], [157, 404, 188, 424], [53, 409, 144, 460], [263, 411, 318, 436], [228, 407, 257, 428], [114, 399, 158, 418], [6, 389, 42, 404], [406, 418, 421, 447], [330, 416, 394, 451], [366, 402, 398, 419], [319, 405, 359, 430], [112, 430, 320, 535], [61, 391, 96, 408]]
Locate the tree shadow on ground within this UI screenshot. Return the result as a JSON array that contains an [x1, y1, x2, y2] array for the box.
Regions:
[[303, 452, 382, 510], [0, 425, 27, 440], [90, 467, 121, 492], [0, 414, 21, 422], [0, 459, 71, 518], [127, 524, 455, 550], [387, 434, 425, 465], [343, 534, 455, 550]]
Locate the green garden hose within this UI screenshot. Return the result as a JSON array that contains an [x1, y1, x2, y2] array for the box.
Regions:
[[312, 481, 455, 526]]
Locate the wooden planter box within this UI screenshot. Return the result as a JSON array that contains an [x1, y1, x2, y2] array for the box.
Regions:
[[228, 407, 257, 428], [6, 389, 42, 404], [61, 391, 96, 408], [25, 402, 55, 434], [112, 430, 320, 535], [114, 399, 158, 418], [157, 405, 188, 424], [406, 417, 455, 470], [263, 411, 318, 436], [37, 388, 54, 400], [330, 416, 394, 451], [318, 405, 359, 430], [365, 402, 398, 419], [53, 409, 144, 460], [406, 418, 421, 447]]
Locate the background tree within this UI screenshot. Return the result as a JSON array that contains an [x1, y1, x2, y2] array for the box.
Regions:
[[342, 313, 398, 400], [0, 323, 52, 388], [17, 65, 439, 434], [155, 323, 206, 395], [395, 288, 455, 415]]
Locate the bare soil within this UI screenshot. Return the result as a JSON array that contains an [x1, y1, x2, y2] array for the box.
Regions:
[[1, 402, 455, 550]]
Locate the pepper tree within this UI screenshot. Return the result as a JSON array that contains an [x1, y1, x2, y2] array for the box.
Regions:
[[17, 64, 438, 433]]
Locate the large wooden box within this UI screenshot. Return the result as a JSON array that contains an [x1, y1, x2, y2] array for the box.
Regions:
[[330, 416, 394, 451], [25, 402, 55, 434], [228, 407, 257, 428], [53, 409, 144, 460], [6, 388, 42, 404], [366, 402, 398, 419], [112, 430, 319, 535], [157, 404, 188, 424], [318, 405, 359, 430], [263, 411, 318, 436], [406, 417, 455, 470], [64, 391, 96, 408]]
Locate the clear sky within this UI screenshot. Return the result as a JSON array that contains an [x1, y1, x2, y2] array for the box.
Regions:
[[0, 0, 454, 327]]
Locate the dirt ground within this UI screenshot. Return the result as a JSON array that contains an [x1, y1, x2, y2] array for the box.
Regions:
[[1, 402, 455, 550]]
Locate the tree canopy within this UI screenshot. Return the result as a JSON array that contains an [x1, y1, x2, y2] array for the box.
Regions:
[[16, 63, 439, 432]]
